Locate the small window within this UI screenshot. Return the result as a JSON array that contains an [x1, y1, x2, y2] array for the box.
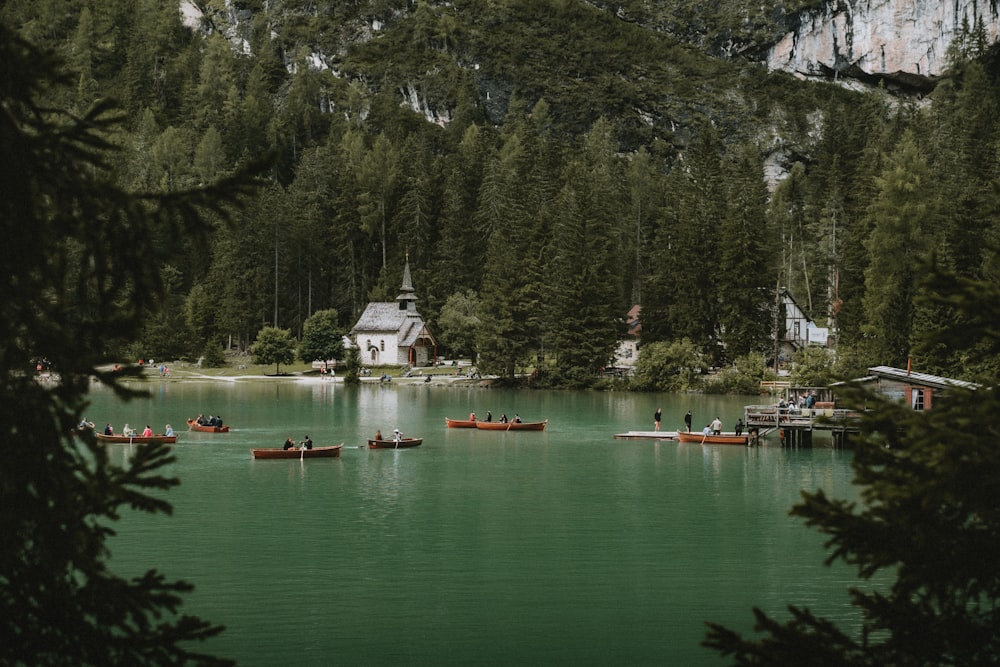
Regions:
[[380, 339, 385, 352], [793, 321, 800, 338], [912, 389, 925, 410]]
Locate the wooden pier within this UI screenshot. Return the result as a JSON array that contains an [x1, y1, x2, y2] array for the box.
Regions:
[[743, 404, 860, 447], [613, 430, 678, 441]]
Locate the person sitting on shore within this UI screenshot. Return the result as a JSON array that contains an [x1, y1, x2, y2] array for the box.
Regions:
[[282, 438, 295, 450]]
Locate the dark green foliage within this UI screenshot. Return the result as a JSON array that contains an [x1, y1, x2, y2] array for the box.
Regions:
[[704, 268, 1000, 665], [0, 20, 260, 665]]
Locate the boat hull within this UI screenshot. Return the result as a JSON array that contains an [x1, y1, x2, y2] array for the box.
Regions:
[[96, 434, 177, 444], [445, 418, 478, 428], [474, 420, 547, 431], [187, 419, 230, 433], [368, 438, 423, 449], [676, 431, 748, 446], [251, 445, 343, 459]]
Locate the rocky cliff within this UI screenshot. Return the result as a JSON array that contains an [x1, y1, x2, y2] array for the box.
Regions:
[[768, 0, 1000, 91]]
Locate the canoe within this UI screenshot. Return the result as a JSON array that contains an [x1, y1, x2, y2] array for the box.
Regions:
[[474, 420, 547, 431], [445, 417, 477, 428], [96, 433, 177, 444], [368, 437, 424, 449], [187, 419, 230, 433], [251, 444, 343, 459], [676, 431, 749, 446]]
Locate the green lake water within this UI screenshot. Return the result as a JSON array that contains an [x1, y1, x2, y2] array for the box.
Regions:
[[87, 378, 860, 666]]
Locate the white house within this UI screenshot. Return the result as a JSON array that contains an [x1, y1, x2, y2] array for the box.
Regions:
[[350, 259, 437, 367], [777, 287, 829, 363]]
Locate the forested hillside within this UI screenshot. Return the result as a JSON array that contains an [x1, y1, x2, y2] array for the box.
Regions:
[[5, 0, 1000, 384]]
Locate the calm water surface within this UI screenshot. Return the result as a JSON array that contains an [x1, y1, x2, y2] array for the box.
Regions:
[[90, 379, 860, 665]]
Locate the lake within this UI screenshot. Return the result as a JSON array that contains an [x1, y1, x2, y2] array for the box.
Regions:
[[88, 377, 860, 665]]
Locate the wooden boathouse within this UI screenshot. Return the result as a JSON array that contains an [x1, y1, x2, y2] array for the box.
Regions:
[[743, 365, 978, 447]]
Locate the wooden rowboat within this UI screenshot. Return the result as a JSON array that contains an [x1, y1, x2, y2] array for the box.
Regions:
[[187, 419, 230, 433], [474, 420, 547, 431], [676, 431, 748, 446], [251, 444, 343, 459], [445, 417, 477, 428], [368, 437, 423, 449], [96, 433, 177, 444]]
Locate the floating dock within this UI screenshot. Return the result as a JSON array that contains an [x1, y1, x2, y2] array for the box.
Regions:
[[613, 430, 678, 441]]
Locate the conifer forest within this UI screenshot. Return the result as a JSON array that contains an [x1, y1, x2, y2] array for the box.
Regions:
[[7, 0, 1000, 385]]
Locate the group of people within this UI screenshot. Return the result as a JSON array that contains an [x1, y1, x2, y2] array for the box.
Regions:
[[373, 429, 403, 442], [103, 422, 172, 437], [655, 409, 743, 436], [195, 414, 224, 427], [282, 435, 313, 450], [468, 411, 522, 424]]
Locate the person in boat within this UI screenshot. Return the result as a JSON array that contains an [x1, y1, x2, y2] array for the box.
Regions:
[[122, 423, 135, 437], [710, 417, 722, 436], [301, 435, 313, 450], [654, 408, 662, 432], [79, 418, 95, 430], [684, 410, 693, 432], [513, 414, 522, 423], [165, 424, 174, 437], [374, 429, 383, 441], [393, 429, 402, 443], [499, 413, 508, 424], [282, 437, 296, 450], [468, 412, 476, 421], [141, 425, 153, 437], [485, 411, 492, 422], [103, 423, 114, 436], [196, 414, 207, 426], [702, 424, 712, 436]]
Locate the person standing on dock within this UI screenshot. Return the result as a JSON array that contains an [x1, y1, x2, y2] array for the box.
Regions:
[[711, 417, 722, 435], [735, 418, 744, 437], [684, 410, 692, 432], [654, 408, 662, 431]]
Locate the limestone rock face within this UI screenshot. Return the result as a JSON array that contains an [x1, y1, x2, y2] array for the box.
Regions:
[[768, 0, 999, 83]]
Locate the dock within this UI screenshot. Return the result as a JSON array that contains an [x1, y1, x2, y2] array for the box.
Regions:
[[613, 430, 678, 441]]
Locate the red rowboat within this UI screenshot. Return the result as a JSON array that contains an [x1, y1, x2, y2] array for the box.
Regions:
[[676, 431, 748, 446], [187, 419, 230, 433], [474, 420, 547, 431], [445, 417, 477, 428], [251, 444, 343, 459], [368, 437, 423, 449], [96, 433, 177, 444]]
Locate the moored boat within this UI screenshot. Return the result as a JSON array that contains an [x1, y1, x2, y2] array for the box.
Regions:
[[251, 444, 343, 459], [368, 437, 423, 449], [676, 431, 748, 446], [187, 418, 230, 433], [474, 420, 547, 431], [445, 417, 477, 428], [96, 433, 178, 444]]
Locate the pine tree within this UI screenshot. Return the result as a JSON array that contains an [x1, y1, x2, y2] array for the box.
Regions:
[[0, 23, 258, 665]]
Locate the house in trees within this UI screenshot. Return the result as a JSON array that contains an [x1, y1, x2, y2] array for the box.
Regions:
[[842, 365, 978, 411], [776, 288, 829, 364], [611, 305, 642, 371], [350, 259, 437, 368]]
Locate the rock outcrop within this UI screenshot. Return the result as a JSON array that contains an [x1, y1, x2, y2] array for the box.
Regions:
[[768, 0, 1000, 90]]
